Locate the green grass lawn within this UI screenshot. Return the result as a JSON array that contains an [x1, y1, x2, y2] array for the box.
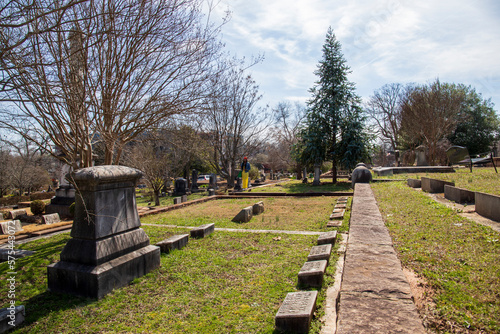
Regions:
[[372, 181, 500, 333], [251, 179, 352, 193], [142, 197, 338, 232], [372, 167, 500, 196]]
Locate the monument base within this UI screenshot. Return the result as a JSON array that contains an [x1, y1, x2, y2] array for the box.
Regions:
[[47, 245, 160, 299]]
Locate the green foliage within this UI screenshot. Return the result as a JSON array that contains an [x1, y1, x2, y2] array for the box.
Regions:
[[30, 199, 45, 215], [249, 165, 260, 180]]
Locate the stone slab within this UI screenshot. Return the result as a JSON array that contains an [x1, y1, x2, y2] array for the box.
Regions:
[[208, 189, 215, 196], [329, 211, 344, 220], [8, 209, 26, 220], [407, 178, 421, 188], [275, 291, 318, 334], [0, 249, 35, 262], [421, 177, 454, 193], [327, 220, 342, 228], [298, 260, 327, 288], [444, 185, 475, 204], [60, 228, 150, 266], [190, 223, 215, 238], [156, 234, 189, 253], [307, 244, 332, 264], [0, 305, 25, 333], [337, 292, 425, 334], [475, 191, 500, 222], [373, 166, 454, 176], [0, 213, 3, 220], [332, 208, 343, 213], [42, 213, 61, 225], [334, 203, 347, 209], [181, 195, 188, 203], [252, 201, 265, 215], [336, 199, 348, 204], [47, 245, 160, 299], [173, 197, 182, 205], [232, 206, 253, 223], [317, 231, 337, 245], [0, 221, 22, 235], [347, 224, 394, 246]]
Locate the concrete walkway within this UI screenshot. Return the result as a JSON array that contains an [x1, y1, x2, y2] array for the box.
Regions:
[[336, 183, 425, 333]]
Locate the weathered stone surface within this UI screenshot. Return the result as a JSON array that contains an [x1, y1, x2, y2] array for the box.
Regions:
[[42, 213, 61, 225], [275, 291, 318, 334], [0, 249, 35, 261], [327, 220, 342, 228], [156, 234, 189, 253], [48, 245, 160, 299], [329, 211, 344, 220], [208, 189, 215, 196], [232, 206, 253, 223], [307, 244, 332, 264], [351, 166, 372, 186], [173, 197, 182, 205], [181, 195, 188, 203], [475, 191, 500, 222], [332, 208, 344, 213], [60, 228, 150, 266], [190, 223, 215, 238], [407, 178, 421, 188], [252, 201, 265, 215], [0, 220, 22, 235], [336, 199, 348, 204], [337, 292, 425, 334], [444, 185, 475, 204], [334, 203, 347, 209], [0, 305, 25, 332], [421, 177, 455, 193], [347, 224, 393, 246], [297, 260, 327, 288], [374, 166, 454, 176], [0, 212, 3, 220], [173, 178, 188, 196], [8, 209, 26, 220], [317, 231, 337, 245]]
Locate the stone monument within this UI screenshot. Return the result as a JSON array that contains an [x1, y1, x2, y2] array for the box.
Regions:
[[191, 170, 200, 192], [46, 163, 76, 217], [47, 165, 160, 299], [173, 178, 188, 196], [209, 173, 218, 190], [351, 165, 372, 187], [312, 164, 321, 186]]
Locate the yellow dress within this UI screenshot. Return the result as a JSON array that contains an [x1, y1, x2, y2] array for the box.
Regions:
[[242, 170, 249, 188]]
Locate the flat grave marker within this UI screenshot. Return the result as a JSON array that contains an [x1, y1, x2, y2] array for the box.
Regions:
[[275, 291, 318, 334]]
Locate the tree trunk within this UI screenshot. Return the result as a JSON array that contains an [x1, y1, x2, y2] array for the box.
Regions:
[[332, 160, 337, 184], [153, 189, 160, 206]]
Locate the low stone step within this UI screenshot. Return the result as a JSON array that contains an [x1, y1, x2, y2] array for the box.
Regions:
[[275, 291, 318, 334], [317, 230, 337, 245], [190, 223, 215, 238], [156, 234, 189, 253], [298, 260, 328, 288]]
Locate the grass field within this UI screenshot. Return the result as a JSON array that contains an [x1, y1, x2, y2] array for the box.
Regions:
[[252, 179, 352, 193], [372, 182, 500, 333], [142, 197, 341, 232]]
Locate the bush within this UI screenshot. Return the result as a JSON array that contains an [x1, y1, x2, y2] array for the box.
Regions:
[[30, 192, 55, 201], [30, 200, 46, 215]]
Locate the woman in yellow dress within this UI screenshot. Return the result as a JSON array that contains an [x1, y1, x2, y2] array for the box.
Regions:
[[241, 157, 251, 189]]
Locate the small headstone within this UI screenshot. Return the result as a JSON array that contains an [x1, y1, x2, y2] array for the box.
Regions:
[[0, 249, 35, 262], [335, 203, 347, 209], [330, 211, 344, 220], [173, 178, 188, 196], [232, 206, 253, 223], [208, 189, 215, 196], [307, 244, 332, 264], [351, 165, 372, 187], [8, 209, 26, 220], [209, 174, 218, 190], [190, 223, 215, 238], [336, 199, 348, 204], [327, 220, 343, 228], [173, 197, 182, 205], [317, 231, 337, 245], [252, 201, 264, 215], [0, 220, 23, 235], [338, 197, 348, 201], [312, 165, 321, 186], [0, 305, 25, 332], [42, 213, 61, 225], [332, 208, 344, 213], [407, 179, 421, 188], [156, 234, 189, 253], [191, 170, 199, 192], [181, 195, 188, 203], [297, 260, 328, 288], [275, 291, 318, 334]]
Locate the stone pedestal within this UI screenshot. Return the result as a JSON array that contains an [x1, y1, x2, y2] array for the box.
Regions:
[[312, 165, 321, 186], [45, 184, 76, 218], [47, 165, 160, 299]]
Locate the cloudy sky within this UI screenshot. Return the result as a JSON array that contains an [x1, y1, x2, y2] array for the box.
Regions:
[[207, 0, 500, 111]]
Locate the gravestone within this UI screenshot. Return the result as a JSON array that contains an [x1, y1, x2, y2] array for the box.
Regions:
[[208, 189, 215, 196], [191, 170, 199, 192], [209, 174, 218, 190], [232, 206, 253, 223], [317, 230, 337, 245], [415, 146, 428, 166], [42, 213, 61, 225], [190, 223, 215, 238], [156, 234, 189, 253], [307, 244, 332, 264], [275, 291, 318, 334], [446, 146, 469, 165], [181, 195, 188, 203], [407, 179, 421, 188], [0, 305, 25, 332], [47, 165, 160, 299], [297, 260, 328, 288], [312, 165, 321, 186], [8, 209, 26, 220], [45, 184, 76, 218], [252, 201, 264, 215], [173, 178, 188, 196], [234, 175, 243, 192], [0, 220, 22, 235], [0, 249, 34, 261], [173, 197, 182, 205]]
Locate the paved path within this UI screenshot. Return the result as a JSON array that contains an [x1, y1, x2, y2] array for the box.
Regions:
[[336, 183, 425, 333]]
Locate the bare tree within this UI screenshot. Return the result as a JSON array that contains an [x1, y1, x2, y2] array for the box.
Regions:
[[271, 101, 306, 175], [400, 80, 465, 165], [1, 0, 226, 169], [201, 58, 270, 187]]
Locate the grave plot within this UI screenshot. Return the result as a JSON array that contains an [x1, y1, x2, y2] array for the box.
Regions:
[[142, 197, 336, 232], [0, 226, 324, 333]]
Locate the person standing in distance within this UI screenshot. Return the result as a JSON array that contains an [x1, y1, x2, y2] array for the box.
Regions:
[[241, 157, 251, 189]]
